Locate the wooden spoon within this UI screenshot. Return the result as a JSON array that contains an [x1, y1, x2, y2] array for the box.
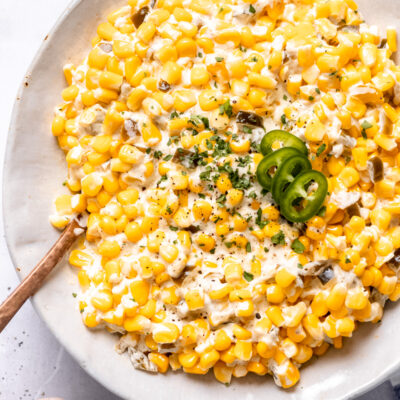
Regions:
[[0, 219, 85, 333]]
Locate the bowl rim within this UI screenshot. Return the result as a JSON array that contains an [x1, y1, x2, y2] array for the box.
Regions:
[[2, 1, 128, 399], [2, 1, 400, 399]]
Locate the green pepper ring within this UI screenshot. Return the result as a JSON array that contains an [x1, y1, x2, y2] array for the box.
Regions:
[[280, 170, 328, 223], [256, 147, 302, 191], [271, 154, 312, 203], [260, 129, 308, 156]]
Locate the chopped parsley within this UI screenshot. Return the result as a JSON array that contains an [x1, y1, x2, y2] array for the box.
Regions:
[[157, 175, 168, 186], [163, 154, 173, 161], [361, 120, 372, 139], [361, 120, 373, 130], [242, 126, 253, 134], [281, 114, 287, 125], [72, 293, 77, 298], [249, 4, 256, 13], [291, 239, 305, 254], [271, 231, 285, 245], [169, 226, 178, 231], [170, 110, 179, 119], [316, 143, 326, 157], [219, 99, 233, 118], [255, 208, 269, 229], [153, 150, 163, 159], [216, 194, 227, 207], [189, 115, 210, 129], [215, 56, 224, 62], [243, 271, 254, 281], [246, 242, 252, 253]]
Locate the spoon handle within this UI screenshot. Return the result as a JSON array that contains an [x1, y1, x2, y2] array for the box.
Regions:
[[0, 219, 83, 333]]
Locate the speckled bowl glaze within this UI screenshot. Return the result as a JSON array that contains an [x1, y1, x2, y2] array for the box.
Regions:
[[4, 0, 400, 399]]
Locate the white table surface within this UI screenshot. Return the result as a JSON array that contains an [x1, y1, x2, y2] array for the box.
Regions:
[[0, 1, 400, 400]]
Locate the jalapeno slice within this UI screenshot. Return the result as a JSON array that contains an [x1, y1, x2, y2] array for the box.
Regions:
[[256, 147, 302, 191], [280, 170, 328, 223], [271, 154, 311, 203], [260, 130, 308, 156]]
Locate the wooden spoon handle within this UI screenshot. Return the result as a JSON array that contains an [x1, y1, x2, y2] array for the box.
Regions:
[[0, 219, 83, 333]]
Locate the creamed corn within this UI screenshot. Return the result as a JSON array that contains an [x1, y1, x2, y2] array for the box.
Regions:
[[51, 0, 400, 389]]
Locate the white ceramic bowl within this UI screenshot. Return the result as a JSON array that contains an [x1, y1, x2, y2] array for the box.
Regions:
[[4, 1, 400, 399]]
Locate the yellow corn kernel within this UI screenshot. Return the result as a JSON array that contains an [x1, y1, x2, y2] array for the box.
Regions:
[[196, 234, 216, 252], [236, 299, 254, 317], [248, 72, 276, 90], [97, 22, 117, 41], [124, 221, 143, 243], [81, 173, 103, 197], [275, 268, 296, 288], [214, 330, 232, 351], [97, 239, 120, 258], [192, 200, 212, 221], [283, 302, 307, 328], [326, 283, 347, 311], [181, 324, 197, 346], [178, 351, 199, 369], [336, 317, 355, 337], [118, 144, 143, 164], [375, 237, 394, 257], [226, 188, 243, 207], [375, 179, 395, 199], [190, 65, 210, 86], [287, 324, 307, 343], [200, 349, 220, 369], [345, 288, 369, 310], [141, 121, 162, 145], [124, 315, 151, 332], [266, 284, 285, 304], [127, 88, 147, 111], [153, 322, 180, 343], [208, 284, 233, 300], [161, 61, 182, 85], [303, 314, 323, 340], [91, 289, 113, 312], [372, 72, 395, 92], [256, 340, 276, 359], [338, 166, 360, 187], [213, 361, 233, 384], [198, 89, 221, 111], [83, 310, 99, 328], [185, 290, 204, 310], [173, 89, 197, 112], [130, 279, 150, 306], [304, 116, 325, 142], [159, 243, 179, 263], [148, 353, 169, 373], [233, 340, 252, 361], [69, 250, 93, 268], [387, 27, 397, 52], [263, 221, 281, 238], [224, 260, 242, 284], [266, 306, 284, 327], [216, 174, 232, 193], [370, 208, 391, 231], [293, 344, 313, 364]]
